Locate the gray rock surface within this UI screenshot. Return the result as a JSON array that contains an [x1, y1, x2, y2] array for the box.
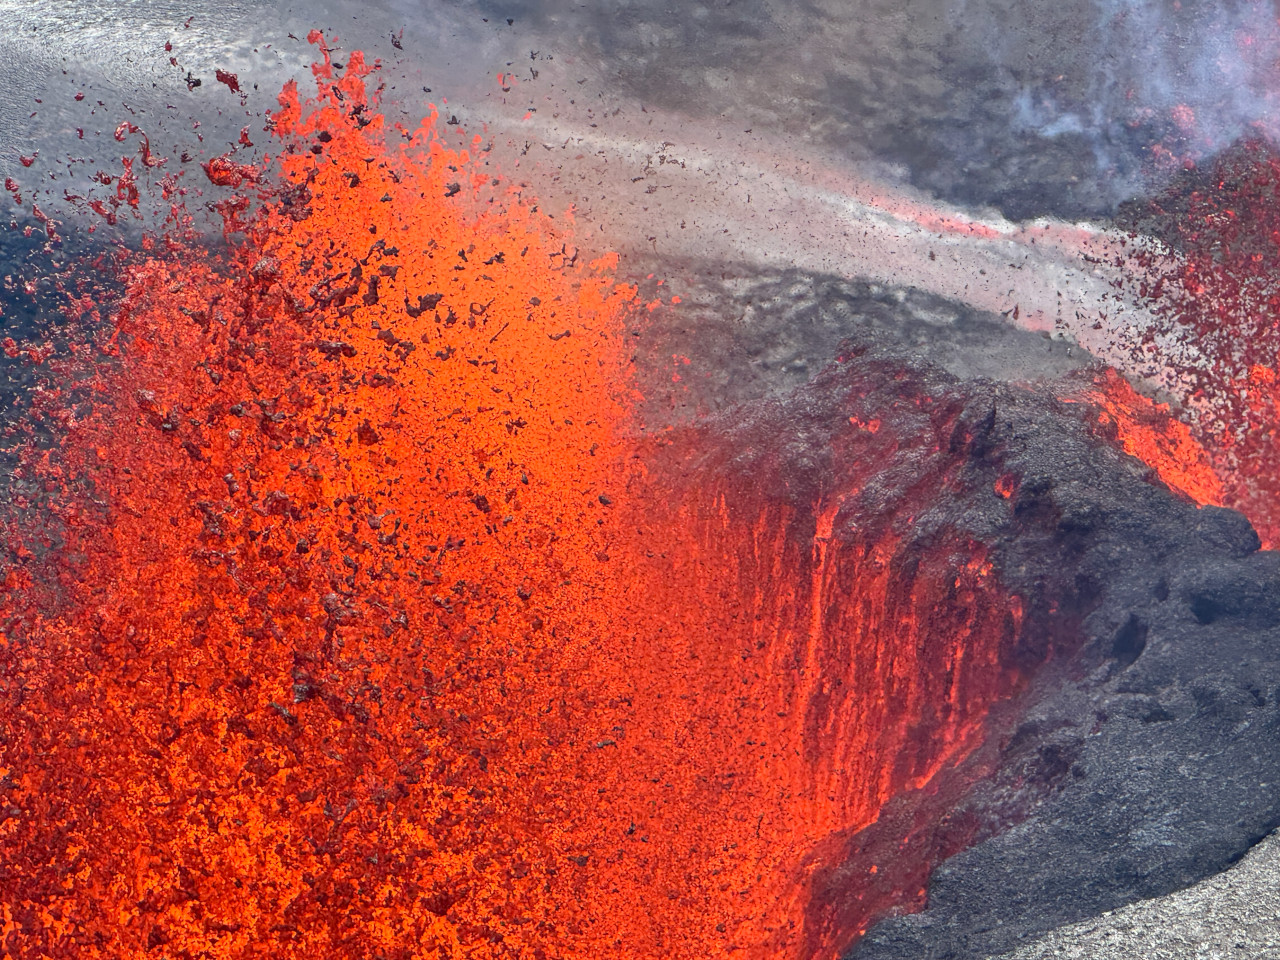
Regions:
[[835, 337, 1280, 960], [483, 0, 1278, 220], [1000, 831, 1280, 960]]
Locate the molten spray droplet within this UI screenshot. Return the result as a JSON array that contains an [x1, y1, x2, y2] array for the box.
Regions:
[[201, 154, 258, 188]]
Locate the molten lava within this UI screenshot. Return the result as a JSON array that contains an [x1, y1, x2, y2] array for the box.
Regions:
[[1066, 368, 1224, 509], [0, 40, 1051, 959], [1119, 138, 1280, 545]]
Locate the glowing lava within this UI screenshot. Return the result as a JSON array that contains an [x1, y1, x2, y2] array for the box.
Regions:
[[1118, 138, 1280, 546], [0, 41, 1048, 959], [1065, 368, 1225, 509]]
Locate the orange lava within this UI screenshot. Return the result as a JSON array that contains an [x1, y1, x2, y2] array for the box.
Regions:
[[0, 43, 1038, 959], [1120, 138, 1280, 547], [1068, 369, 1225, 508]]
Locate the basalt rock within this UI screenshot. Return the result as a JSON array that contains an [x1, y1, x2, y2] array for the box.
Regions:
[[830, 350, 1280, 959]]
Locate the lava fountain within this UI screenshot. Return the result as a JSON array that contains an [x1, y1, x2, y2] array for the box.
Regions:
[[0, 38, 1092, 960], [1109, 138, 1280, 548]]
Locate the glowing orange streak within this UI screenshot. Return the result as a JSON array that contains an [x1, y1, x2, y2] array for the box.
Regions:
[[457, 84, 1165, 356]]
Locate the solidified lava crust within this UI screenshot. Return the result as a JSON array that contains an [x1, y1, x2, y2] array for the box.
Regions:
[[845, 403, 1280, 960], [841, 136, 1280, 959]]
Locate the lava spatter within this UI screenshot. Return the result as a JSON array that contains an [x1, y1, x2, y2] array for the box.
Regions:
[[1, 45, 635, 959], [1119, 138, 1280, 545], [0, 40, 1046, 960]]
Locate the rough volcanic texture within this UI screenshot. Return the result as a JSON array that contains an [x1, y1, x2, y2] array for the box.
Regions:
[[0, 241, 1084, 958], [632, 264, 1280, 958], [1002, 829, 1280, 959], [5, 7, 1280, 958], [2, 49, 1273, 947], [842, 378, 1280, 957], [627, 261, 1090, 426], [0, 53, 1111, 958], [5, 124, 1273, 950]]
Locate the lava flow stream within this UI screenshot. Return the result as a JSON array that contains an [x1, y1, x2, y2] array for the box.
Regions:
[[1032, 137, 1280, 551], [0, 43, 1056, 960]]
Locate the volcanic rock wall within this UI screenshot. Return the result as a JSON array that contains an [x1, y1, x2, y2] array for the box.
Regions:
[[845, 380, 1280, 959]]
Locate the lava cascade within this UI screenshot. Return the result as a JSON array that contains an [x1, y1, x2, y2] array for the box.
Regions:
[[1065, 368, 1225, 509], [1, 42, 1044, 959]]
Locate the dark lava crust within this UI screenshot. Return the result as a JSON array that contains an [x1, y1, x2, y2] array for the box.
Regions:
[[633, 264, 1280, 958], [831, 365, 1280, 959], [841, 388, 1280, 960]]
